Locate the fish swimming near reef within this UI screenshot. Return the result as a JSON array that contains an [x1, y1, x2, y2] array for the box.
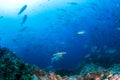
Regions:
[[51, 52, 66, 63], [18, 5, 27, 15], [20, 15, 27, 26]]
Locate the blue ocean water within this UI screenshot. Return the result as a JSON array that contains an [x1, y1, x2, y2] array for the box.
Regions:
[[0, 0, 120, 70]]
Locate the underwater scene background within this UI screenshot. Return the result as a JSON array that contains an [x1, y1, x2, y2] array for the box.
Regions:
[[0, 0, 120, 71]]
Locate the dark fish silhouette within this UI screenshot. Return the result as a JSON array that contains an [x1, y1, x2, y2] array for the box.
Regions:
[[68, 2, 78, 5], [18, 5, 27, 15], [0, 16, 3, 19], [20, 15, 27, 26]]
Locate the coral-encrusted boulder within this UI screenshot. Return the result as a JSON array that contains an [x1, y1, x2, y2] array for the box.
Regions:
[[0, 47, 35, 80]]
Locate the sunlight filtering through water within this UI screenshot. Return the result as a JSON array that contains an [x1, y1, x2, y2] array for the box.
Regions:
[[0, 0, 47, 16], [0, 0, 86, 17]]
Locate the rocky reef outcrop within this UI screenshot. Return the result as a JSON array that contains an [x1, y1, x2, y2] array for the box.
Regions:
[[0, 47, 120, 80], [0, 47, 41, 80]]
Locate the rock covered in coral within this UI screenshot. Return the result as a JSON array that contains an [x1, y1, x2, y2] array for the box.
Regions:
[[84, 53, 120, 68], [76, 63, 120, 80], [0, 47, 36, 80], [1, 47, 120, 80], [79, 63, 105, 75], [108, 64, 120, 74]]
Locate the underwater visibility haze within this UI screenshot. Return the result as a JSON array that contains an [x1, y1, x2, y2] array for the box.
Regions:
[[0, 0, 120, 71]]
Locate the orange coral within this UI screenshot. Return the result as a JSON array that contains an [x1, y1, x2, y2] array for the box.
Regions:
[[32, 69, 46, 76], [47, 72, 57, 80], [110, 75, 120, 80], [32, 69, 46, 80], [95, 77, 101, 80]]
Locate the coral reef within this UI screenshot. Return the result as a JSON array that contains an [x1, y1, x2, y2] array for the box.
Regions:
[[0, 47, 46, 80], [0, 47, 120, 80], [0, 47, 34, 80], [79, 63, 105, 75], [75, 63, 120, 80], [84, 53, 120, 68]]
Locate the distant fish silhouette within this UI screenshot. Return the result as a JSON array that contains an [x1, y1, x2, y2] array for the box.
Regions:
[[68, 2, 78, 5], [20, 15, 27, 26], [18, 5, 27, 15], [0, 16, 3, 19]]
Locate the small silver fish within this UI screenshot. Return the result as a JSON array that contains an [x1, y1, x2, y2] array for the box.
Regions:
[[20, 15, 27, 26], [18, 5, 27, 15], [77, 30, 85, 35]]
